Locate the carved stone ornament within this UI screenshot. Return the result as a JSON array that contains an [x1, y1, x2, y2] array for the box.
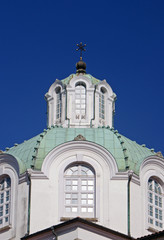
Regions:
[[156, 151, 164, 158], [74, 134, 86, 141]]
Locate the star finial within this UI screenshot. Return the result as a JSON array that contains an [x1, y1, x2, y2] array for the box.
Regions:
[[76, 42, 86, 60]]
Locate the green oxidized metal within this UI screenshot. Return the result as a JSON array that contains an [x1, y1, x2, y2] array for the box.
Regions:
[[5, 127, 155, 175]]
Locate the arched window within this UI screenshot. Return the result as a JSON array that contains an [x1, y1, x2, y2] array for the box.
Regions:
[[75, 83, 86, 120], [56, 87, 62, 121], [64, 164, 95, 218], [0, 176, 11, 228], [148, 178, 163, 229], [99, 87, 106, 121]]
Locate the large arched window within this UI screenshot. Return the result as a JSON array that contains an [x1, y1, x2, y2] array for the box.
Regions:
[[75, 83, 86, 120], [64, 164, 95, 218], [148, 178, 163, 229], [0, 175, 11, 228], [56, 87, 62, 121]]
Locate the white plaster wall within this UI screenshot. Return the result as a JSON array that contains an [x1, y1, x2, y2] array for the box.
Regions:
[[130, 182, 142, 238], [15, 181, 29, 239], [58, 227, 78, 240], [78, 227, 123, 240], [108, 180, 127, 235], [30, 179, 57, 234]]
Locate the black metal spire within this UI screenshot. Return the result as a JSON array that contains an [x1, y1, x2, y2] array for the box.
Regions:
[[76, 42, 86, 60]]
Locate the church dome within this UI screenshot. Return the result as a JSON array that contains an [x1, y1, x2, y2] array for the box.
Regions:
[[5, 126, 155, 175]]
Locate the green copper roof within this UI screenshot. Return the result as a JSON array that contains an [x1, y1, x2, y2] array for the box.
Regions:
[[5, 127, 155, 175], [61, 74, 100, 85]]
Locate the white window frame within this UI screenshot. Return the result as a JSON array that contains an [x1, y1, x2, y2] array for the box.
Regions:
[[0, 154, 19, 238], [140, 156, 164, 233], [99, 92, 105, 119], [0, 176, 11, 228], [148, 178, 163, 230], [75, 83, 86, 120], [55, 87, 62, 121], [64, 164, 95, 218]]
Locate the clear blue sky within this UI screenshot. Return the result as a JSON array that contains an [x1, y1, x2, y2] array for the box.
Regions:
[[0, 0, 164, 154]]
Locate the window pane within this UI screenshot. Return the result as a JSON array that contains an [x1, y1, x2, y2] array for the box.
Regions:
[[64, 164, 95, 217], [82, 186, 87, 191], [66, 180, 71, 185], [72, 207, 77, 212], [88, 180, 93, 185], [81, 200, 87, 204], [87, 169, 94, 176], [66, 186, 71, 191], [72, 186, 78, 191], [66, 207, 71, 212], [88, 208, 93, 212], [82, 181, 87, 185], [72, 194, 78, 198], [81, 208, 86, 212], [88, 200, 93, 204], [88, 194, 93, 199], [72, 170, 78, 175], [81, 171, 87, 175], [66, 194, 71, 198], [72, 199, 78, 204], [71, 166, 78, 172], [66, 169, 72, 175], [81, 194, 87, 198], [155, 221, 159, 226], [72, 181, 78, 185]]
